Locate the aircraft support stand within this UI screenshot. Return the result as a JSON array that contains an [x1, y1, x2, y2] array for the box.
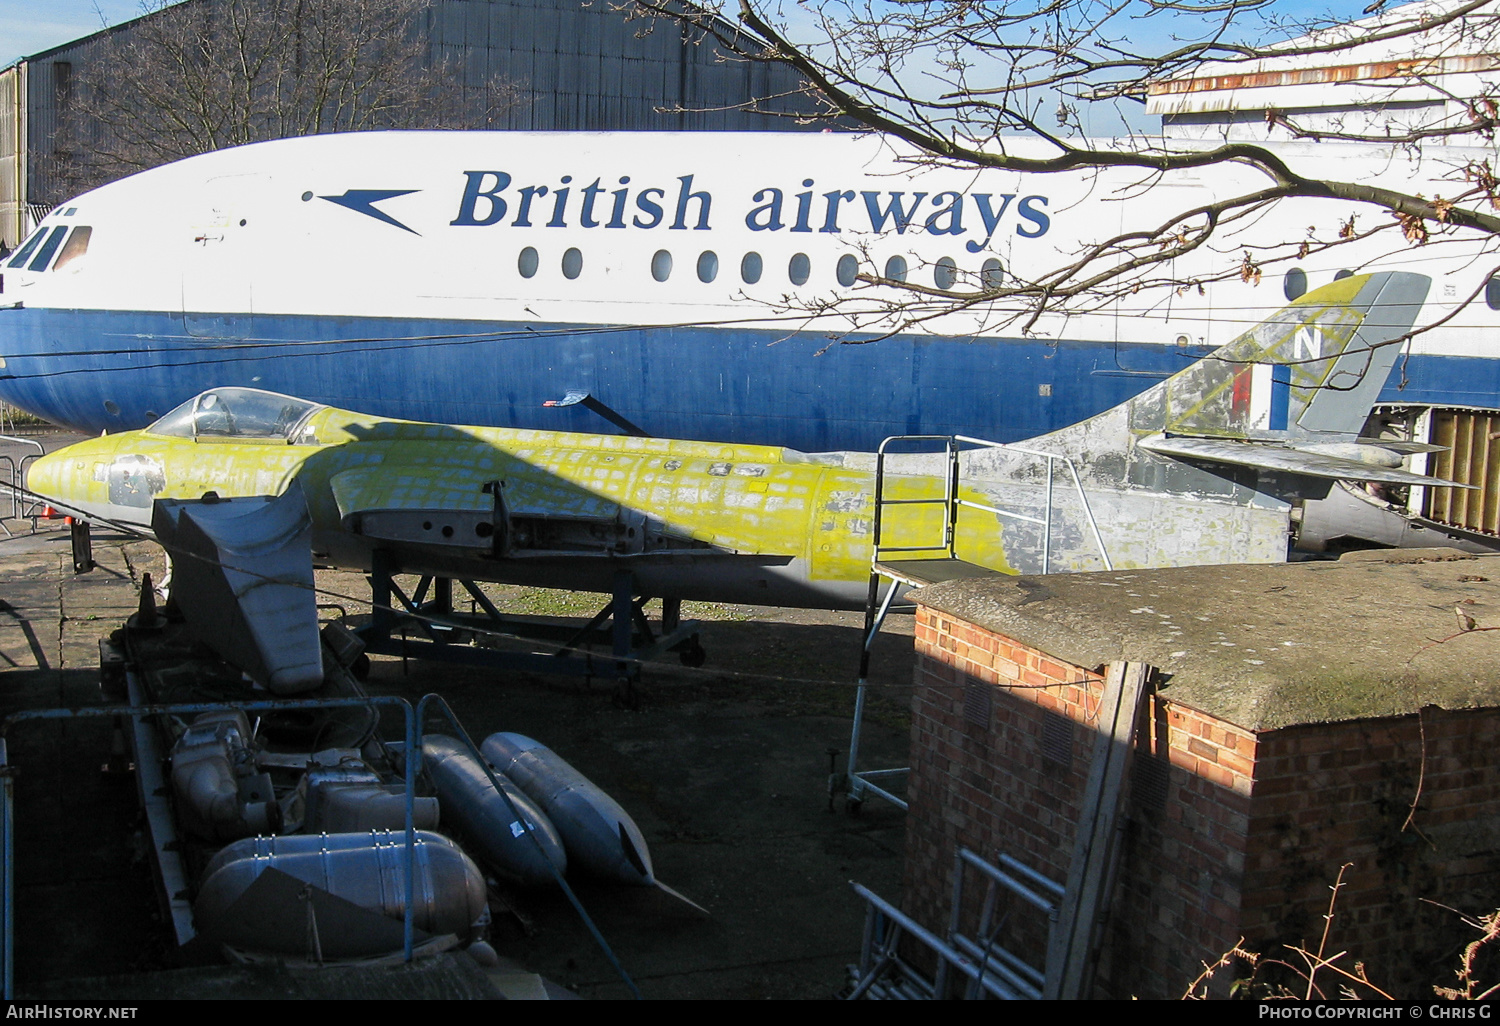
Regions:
[[358, 550, 705, 704], [839, 570, 910, 814]]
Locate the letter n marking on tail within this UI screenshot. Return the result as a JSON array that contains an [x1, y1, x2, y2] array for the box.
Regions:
[[1292, 326, 1321, 363]]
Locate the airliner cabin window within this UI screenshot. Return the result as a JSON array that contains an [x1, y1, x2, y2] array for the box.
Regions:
[[1487, 276, 1500, 311], [51, 227, 92, 271], [836, 254, 859, 287], [27, 226, 69, 272], [884, 256, 907, 283], [5, 227, 47, 268], [1284, 267, 1307, 301], [1334, 269, 1354, 281], [518, 247, 539, 278], [697, 251, 719, 283], [789, 253, 810, 286], [562, 248, 583, 280], [982, 258, 1004, 290], [741, 252, 763, 284], [652, 250, 673, 282], [934, 256, 958, 290]]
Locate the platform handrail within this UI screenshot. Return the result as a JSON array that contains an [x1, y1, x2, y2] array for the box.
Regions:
[[872, 433, 1111, 575], [15, 454, 40, 522], [0, 456, 15, 527], [844, 436, 1112, 814], [0, 437, 44, 456]]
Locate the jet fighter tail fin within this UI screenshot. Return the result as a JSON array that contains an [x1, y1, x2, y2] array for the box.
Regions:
[[1027, 271, 1463, 487]]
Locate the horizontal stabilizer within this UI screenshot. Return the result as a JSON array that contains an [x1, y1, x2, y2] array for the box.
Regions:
[[1353, 438, 1449, 455], [1139, 435, 1472, 488]]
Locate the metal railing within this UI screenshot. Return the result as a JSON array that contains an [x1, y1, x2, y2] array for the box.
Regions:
[[939, 848, 1064, 1000], [0, 436, 43, 537], [844, 848, 1063, 1000], [871, 433, 1112, 575], [843, 434, 1115, 814]]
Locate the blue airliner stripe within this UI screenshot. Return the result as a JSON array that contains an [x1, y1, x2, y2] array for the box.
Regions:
[[0, 307, 1493, 445]]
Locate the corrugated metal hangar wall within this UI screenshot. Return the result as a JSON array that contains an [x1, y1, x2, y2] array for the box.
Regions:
[[2, 0, 823, 246], [425, 0, 815, 131]]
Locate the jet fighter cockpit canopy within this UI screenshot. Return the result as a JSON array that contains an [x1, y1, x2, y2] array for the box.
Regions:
[[147, 388, 324, 444]]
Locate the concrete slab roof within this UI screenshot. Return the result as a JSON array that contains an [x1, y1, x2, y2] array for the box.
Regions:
[[910, 548, 1500, 732]]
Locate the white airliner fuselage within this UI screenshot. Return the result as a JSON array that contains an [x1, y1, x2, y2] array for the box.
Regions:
[[1, 130, 1496, 451]]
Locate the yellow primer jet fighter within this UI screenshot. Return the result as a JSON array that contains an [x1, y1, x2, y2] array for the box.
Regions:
[[28, 272, 1458, 613]]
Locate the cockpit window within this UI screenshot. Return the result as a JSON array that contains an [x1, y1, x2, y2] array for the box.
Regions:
[[6, 227, 48, 268], [27, 226, 69, 272], [51, 227, 92, 271], [147, 388, 324, 443], [145, 397, 198, 438]]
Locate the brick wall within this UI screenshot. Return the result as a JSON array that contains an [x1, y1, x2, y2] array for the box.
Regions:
[[903, 606, 1500, 999]]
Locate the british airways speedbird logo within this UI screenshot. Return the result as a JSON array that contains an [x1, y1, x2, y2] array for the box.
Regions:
[[318, 189, 421, 235]]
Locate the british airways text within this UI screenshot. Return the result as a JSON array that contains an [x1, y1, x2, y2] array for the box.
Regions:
[[450, 172, 1051, 252]]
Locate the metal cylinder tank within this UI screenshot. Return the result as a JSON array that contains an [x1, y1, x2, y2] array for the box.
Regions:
[[194, 830, 488, 957], [422, 735, 567, 888], [481, 731, 655, 886]]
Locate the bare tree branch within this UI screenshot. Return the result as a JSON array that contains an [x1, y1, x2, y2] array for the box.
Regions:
[[51, 0, 523, 198], [622, 0, 1500, 339]]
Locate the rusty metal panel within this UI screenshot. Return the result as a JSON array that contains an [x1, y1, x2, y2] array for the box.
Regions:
[[1474, 414, 1495, 532], [1425, 410, 1500, 535], [1150, 54, 1500, 98], [1429, 410, 1459, 525], [0, 63, 21, 248]]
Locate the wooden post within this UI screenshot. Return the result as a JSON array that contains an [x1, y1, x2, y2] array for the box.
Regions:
[[1043, 660, 1151, 999]]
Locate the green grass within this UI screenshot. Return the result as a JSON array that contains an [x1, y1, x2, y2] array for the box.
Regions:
[[459, 582, 750, 622], [0, 404, 53, 428]]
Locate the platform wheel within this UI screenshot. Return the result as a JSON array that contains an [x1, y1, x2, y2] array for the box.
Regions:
[[612, 676, 641, 711]]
